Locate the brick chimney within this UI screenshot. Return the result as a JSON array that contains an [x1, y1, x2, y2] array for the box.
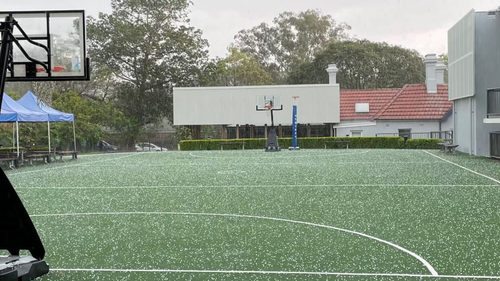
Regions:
[[326, 64, 338, 84], [436, 60, 446, 84], [424, 54, 438, 94]]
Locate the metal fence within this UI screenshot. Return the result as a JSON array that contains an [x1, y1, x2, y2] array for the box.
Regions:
[[488, 89, 500, 118], [376, 131, 453, 141], [490, 132, 500, 159]]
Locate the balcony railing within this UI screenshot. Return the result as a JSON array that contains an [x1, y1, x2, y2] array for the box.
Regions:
[[376, 131, 453, 141], [487, 89, 500, 118]]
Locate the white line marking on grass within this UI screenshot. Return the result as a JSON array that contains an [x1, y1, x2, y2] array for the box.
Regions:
[[31, 211, 438, 276], [78, 152, 138, 158], [423, 151, 500, 185], [188, 150, 371, 159], [15, 184, 499, 190], [73, 161, 444, 167], [7, 153, 145, 177], [48, 268, 500, 279]]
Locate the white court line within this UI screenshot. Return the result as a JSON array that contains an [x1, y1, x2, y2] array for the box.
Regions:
[[7, 153, 145, 176], [73, 161, 443, 167], [48, 268, 500, 279], [423, 151, 500, 185], [189, 150, 371, 159], [78, 152, 138, 158], [15, 184, 499, 190], [31, 211, 438, 276]]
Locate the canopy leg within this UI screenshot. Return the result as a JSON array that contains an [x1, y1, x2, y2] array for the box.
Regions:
[[47, 122, 51, 162], [16, 121, 19, 157], [73, 121, 77, 152]]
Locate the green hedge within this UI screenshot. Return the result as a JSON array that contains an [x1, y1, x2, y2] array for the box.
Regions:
[[180, 137, 405, 151], [0, 147, 24, 151], [405, 139, 443, 149], [28, 147, 51, 151]]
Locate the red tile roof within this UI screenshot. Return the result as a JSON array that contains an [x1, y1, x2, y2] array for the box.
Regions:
[[374, 84, 452, 120], [340, 84, 452, 121], [340, 89, 399, 120]]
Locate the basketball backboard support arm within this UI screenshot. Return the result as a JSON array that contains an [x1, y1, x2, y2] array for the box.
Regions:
[[256, 105, 283, 128], [0, 16, 14, 101]]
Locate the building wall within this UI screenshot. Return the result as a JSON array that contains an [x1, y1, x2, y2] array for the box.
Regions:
[[442, 113, 454, 132], [448, 9, 475, 101], [473, 11, 500, 157], [174, 84, 340, 126], [336, 120, 445, 137], [453, 97, 475, 154]]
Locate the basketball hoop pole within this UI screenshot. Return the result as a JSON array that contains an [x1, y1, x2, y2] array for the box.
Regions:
[[256, 103, 283, 152], [0, 15, 50, 280]]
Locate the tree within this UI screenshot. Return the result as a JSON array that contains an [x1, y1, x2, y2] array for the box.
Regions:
[[288, 40, 425, 89], [87, 0, 209, 136], [439, 54, 448, 84], [200, 48, 274, 87], [234, 9, 350, 82], [51, 92, 120, 151]]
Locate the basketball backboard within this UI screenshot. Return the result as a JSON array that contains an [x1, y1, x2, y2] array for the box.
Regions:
[[0, 10, 89, 81], [256, 95, 283, 111]]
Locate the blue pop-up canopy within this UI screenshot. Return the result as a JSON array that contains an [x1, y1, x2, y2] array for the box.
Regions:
[[1, 94, 49, 122], [1, 93, 50, 155], [17, 91, 77, 153], [0, 108, 18, 122], [18, 91, 74, 122]]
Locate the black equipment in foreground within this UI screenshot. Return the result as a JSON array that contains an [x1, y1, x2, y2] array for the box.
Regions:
[[0, 10, 90, 280]]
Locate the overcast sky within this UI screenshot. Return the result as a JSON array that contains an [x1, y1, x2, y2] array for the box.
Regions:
[[5, 0, 499, 57]]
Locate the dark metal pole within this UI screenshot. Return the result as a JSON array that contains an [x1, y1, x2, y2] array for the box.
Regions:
[[0, 16, 14, 105], [271, 109, 275, 128]]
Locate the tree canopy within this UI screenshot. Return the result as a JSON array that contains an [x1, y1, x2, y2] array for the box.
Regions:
[[234, 9, 351, 82], [288, 40, 425, 89], [200, 48, 274, 87], [87, 0, 209, 128]]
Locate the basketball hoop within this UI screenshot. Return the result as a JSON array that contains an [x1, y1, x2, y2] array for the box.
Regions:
[[292, 96, 300, 101], [264, 105, 273, 110]]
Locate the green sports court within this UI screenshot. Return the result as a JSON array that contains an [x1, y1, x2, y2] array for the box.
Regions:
[[3, 149, 500, 280]]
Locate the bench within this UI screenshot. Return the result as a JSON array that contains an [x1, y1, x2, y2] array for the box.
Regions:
[[25, 151, 51, 165], [438, 143, 459, 153], [0, 151, 19, 170], [220, 142, 245, 151], [56, 151, 78, 162], [325, 141, 350, 150]]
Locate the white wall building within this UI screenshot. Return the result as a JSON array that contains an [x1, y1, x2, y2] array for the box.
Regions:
[[449, 8, 500, 158], [174, 59, 453, 140]]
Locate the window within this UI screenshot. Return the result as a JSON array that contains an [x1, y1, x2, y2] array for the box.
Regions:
[[399, 129, 411, 139], [351, 130, 362, 137]]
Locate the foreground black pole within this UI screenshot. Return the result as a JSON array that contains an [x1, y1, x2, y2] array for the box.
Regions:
[[0, 15, 49, 280], [0, 16, 14, 106]]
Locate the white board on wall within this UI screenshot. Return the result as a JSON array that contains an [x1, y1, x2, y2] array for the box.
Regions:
[[448, 9, 475, 101], [173, 84, 340, 126]]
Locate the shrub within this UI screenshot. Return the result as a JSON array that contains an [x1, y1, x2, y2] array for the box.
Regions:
[[405, 139, 443, 149], [28, 147, 51, 151], [0, 147, 24, 151], [180, 137, 404, 151]]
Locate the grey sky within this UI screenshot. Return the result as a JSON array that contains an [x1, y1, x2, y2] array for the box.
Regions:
[[4, 0, 499, 57]]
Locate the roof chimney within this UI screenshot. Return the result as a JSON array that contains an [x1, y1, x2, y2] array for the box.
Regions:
[[436, 60, 446, 85], [326, 64, 338, 85], [424, 54, 438, 94]]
